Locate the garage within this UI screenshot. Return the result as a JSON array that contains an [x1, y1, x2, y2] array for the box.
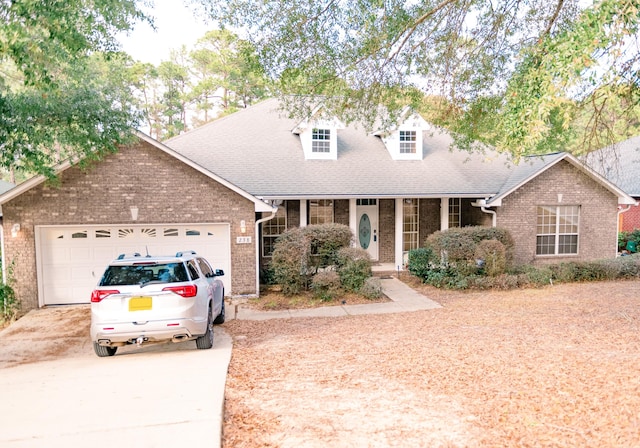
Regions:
[[36, 223, 231, 306]]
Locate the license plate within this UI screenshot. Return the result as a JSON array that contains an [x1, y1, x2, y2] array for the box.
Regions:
[[129, 296, 152, 312]]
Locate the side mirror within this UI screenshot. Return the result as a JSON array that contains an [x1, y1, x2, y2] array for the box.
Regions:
[[214, 269, 225, 277]]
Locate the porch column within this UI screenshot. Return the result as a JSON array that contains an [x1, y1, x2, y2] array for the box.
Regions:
[[300, 199, 307, 227], [440, 197, 449, 230], [395, 198, 404, 270], [349, 199, 357, 247]]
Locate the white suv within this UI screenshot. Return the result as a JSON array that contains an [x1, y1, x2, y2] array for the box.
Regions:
[[90, 251, 225, 357]]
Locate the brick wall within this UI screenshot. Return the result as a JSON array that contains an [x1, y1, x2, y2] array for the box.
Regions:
[[2, 140, 258, 311], [379, 199, 395, 262], [621, 202, 640, 232], [419, 199, 441, 245], [497, 160, 619, 265]]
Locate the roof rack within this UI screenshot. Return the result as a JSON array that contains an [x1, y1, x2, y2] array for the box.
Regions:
[[175, 250, 197, 257], [117, 253, 142, 260]]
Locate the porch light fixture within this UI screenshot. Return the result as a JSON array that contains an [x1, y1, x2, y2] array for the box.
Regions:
[[11, 223, 20, 238], [130, 206, 139, 221], [240, 220, 247, 234]]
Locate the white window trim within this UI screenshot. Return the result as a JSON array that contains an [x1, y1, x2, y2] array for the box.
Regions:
[[536, 205, 580, 256]]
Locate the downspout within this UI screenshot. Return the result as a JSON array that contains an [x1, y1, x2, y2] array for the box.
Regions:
[[472, 200, 497, 227], [481, 206, 497, 227], [617, 204, 634, 254], [255, 206, 279, 297]]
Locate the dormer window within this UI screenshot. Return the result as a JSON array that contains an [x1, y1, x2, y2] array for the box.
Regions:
[[399, 131, 416, 154], [293, 110, 343, 160], [373, 107, 428, 160], [312, 128, 331, 153]]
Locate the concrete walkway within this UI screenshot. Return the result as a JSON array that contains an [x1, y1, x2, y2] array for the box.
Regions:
[[231, 277, 442, 321]]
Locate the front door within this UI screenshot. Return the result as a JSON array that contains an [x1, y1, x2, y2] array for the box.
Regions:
[[356, 200, 379, 261]]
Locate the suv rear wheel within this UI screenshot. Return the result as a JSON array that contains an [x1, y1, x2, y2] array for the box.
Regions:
[[196, 305, 214, 349], [93, 342, 117, 357]]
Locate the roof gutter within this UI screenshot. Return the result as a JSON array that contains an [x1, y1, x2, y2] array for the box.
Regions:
[[254, 206, 279, 297]]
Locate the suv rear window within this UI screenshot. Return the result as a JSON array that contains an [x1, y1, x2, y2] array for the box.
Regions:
[[100, 262, 189, 286]]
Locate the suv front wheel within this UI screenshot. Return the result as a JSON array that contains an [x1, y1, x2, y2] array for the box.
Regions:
[[196, 305, 214, 349]]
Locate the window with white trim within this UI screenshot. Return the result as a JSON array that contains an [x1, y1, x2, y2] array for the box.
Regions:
[[449, 198, 461, 228], [262, 206, 287, 257], [312, 128, 331, 153], [399, 130, 417, 154], [536, 205, 580, 255], [403, 199, 419, 253], [309, 199, 334, 224]]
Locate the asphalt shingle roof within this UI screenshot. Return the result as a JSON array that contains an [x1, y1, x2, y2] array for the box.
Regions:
[[584, 135, 640, 197], [164, 99, 551, 200]]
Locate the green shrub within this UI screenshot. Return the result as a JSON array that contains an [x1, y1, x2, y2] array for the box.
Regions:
[[0, 261, 18, 323], [336, 247, 372, 292], [359, 277, 383, 299], [306, 224, 353, 269], [407, 247, 439, 279], [270, 224, 355, 295], [426, 226, 515, 268], [310, 270, 341, 301], [609, 254, 640, 278], [509, 264, 553, 286], [271, 227, 309, 295], [474, 240, 506, 277]]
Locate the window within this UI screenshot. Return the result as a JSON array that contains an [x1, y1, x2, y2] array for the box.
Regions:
[[186, 260, 200, 280], [197, 258, 213, 277], [309, 199, 334, 224], [399, 131, 417, 154], [312, 128, 331, 153], [403, 199, 419, 253], [262, 206, 287, 257], [536, 205, 580, 255], [356, 199, 377, 206], [449, 198, 461, 228], [164, 228, 179, 237]]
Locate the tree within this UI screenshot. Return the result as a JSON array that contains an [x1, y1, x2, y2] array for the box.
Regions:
[[199, 0, 640, 158], [0, 0, 149, 177], [158, 49, 192, 138], [189, 29, 269, 122]]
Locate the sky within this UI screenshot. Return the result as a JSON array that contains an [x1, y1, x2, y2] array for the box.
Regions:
[[118, 1, 212, 65]]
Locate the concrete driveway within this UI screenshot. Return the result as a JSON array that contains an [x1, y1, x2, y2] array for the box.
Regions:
[[0, 306, 232, 448]]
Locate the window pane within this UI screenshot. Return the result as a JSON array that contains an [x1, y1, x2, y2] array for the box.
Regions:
[[262, 206, 287, 257], [558, 235, 578, 254], [536, 235, 556, 255], [312, 128, 331, 153], [309, 199, 334, 224], [403, 199, 419, 253], [399, 131, 416, 154], [449, 198, 461, 228]]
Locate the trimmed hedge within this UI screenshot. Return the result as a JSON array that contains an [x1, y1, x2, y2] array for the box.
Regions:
[[408, 252, 640, 290], [426, 226, 515, 267]]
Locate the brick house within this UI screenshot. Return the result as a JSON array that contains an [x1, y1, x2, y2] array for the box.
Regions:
[[0, 98, 635, 312]]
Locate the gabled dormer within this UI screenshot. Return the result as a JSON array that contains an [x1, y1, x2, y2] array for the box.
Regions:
[[374, 108, 430, 160], [292, 106, 344, 160]]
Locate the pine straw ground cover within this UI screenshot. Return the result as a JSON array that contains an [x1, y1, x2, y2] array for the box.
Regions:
[[222, 278, 640, 447]]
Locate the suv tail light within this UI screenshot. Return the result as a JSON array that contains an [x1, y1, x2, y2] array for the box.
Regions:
[[91, 289, 120, 303], [162, 285, 198, 298]]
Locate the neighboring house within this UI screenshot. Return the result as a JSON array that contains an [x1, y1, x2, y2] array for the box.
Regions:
[[0, 98, 635, 312], [583, 135, 640, 232]]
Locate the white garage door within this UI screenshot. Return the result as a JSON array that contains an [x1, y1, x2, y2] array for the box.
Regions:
[[36, 224, 231, 306]]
